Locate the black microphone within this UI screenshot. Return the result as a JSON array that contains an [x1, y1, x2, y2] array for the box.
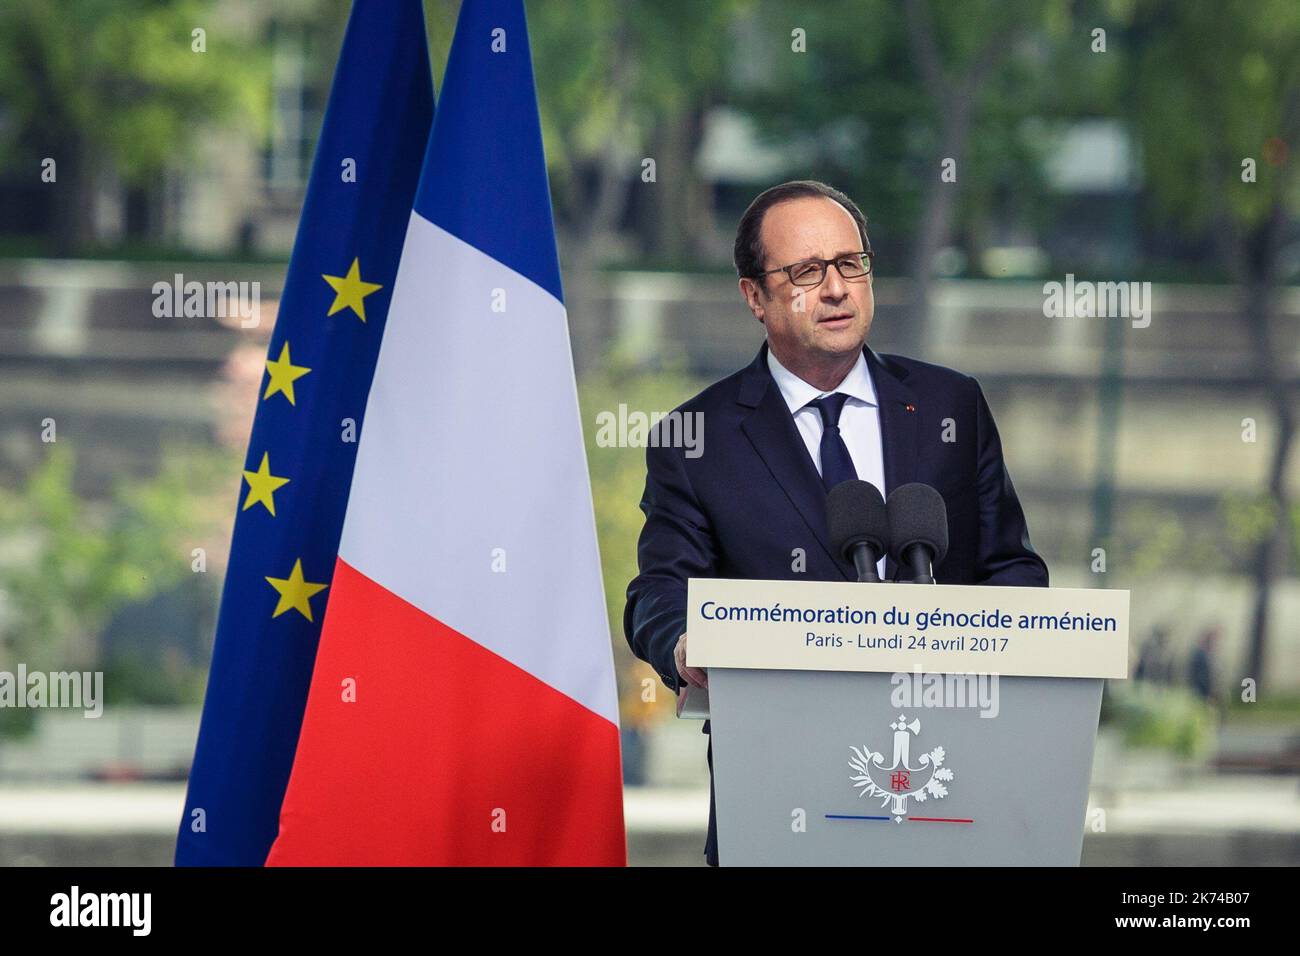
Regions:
[[886, 483, 949, 584], [827, 480, 889, 583]]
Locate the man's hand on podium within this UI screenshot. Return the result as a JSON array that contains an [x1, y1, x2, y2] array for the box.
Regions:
[[674, 632, 708, 689]]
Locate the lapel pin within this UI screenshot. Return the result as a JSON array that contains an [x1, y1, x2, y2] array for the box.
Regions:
[[905, 403, 916, 413]]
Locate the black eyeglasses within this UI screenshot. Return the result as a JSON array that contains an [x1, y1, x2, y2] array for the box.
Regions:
[[754, 250, 874, 287]]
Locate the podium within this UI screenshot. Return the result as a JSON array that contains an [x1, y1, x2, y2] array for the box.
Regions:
[[685, 578, 1130, 866]]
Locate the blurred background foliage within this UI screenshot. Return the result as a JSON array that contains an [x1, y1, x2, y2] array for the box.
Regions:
[[579, 365, 707, 724], [0, 443, 235, 735], [0, 0, 272, 255], [0, 0, 1295, 756], [1100, 681, 1218, 758]]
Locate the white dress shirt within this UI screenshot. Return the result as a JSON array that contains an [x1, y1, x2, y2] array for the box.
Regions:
[[767, 346, 888, 579]]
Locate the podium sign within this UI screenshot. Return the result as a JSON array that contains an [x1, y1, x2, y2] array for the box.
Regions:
[[686, 579, 1129, 866]]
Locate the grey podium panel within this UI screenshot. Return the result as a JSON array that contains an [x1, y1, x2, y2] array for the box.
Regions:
[[709, 669, 1103, 866]]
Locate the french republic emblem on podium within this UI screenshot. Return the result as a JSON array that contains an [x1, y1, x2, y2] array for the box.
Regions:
[[849, 714, 956, 822]]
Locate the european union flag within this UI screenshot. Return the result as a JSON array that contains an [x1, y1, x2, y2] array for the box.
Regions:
[[175, 0, 435, 866]]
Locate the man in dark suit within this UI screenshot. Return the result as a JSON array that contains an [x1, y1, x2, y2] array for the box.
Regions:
[[623, 180, 1048, 866]]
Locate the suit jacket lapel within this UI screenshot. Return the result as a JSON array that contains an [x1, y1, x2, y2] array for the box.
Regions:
[[865, 346, 919, 581], [737, 343, 920, 583], [738, 343, 850, 579]]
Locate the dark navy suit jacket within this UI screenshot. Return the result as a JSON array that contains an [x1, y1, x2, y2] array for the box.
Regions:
[[622, 341, 1049, 866]]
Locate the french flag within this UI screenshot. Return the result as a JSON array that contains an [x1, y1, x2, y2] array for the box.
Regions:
[[265, 0, 627, 865]]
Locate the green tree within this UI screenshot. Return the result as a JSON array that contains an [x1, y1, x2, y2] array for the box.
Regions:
[[1127, 0, 1300, 690], [0, 0, 270, 253], [0, 444, 233, 722], [742, 0, 1076, 351], [527, 0, 755, 370]]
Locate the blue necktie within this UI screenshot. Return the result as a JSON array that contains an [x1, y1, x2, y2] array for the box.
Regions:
[[809, 392, 857, 491]]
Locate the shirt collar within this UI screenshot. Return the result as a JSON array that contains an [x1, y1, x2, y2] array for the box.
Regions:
[[766, 345, 878, 414]]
